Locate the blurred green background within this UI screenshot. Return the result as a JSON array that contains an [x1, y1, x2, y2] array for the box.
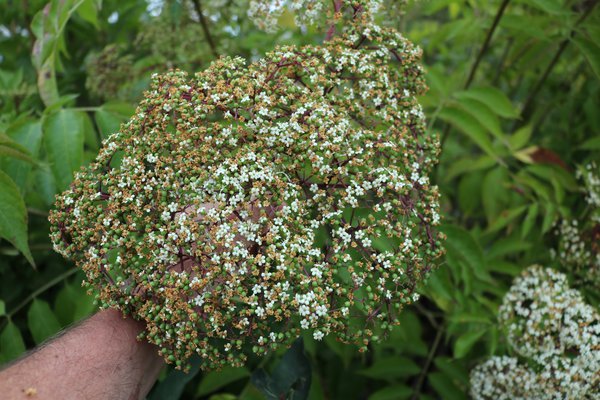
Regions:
[[0, 0, 599, 398]]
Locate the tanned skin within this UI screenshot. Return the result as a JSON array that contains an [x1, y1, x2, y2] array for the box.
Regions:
[[0, 309, 164, 399]]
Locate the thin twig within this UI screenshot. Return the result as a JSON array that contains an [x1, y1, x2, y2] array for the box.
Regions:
[[440, 0, 511, 147], [520, 0, 598, 120], [3, 268, 78, 320], [411, 326, 445, 400], [464, 0, 511, 89], [27, 208, 49, 217], [191, 0, 218, 58]]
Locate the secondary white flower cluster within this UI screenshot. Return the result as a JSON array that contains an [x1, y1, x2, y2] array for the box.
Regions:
[[248, 0, 382, 32], [577, 162, 600, 212], [470, 265, 600, 399], [552, 162, 600, 287]]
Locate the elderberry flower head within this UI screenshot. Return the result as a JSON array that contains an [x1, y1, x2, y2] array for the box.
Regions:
[[50, 3, 443, 370]]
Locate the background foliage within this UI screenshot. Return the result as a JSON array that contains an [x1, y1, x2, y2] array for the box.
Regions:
[[0, 0, 599, 399]]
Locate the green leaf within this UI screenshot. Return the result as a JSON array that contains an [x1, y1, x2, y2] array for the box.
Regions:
[[54, 281, 95, 326], [445, 155, 495, 182], [541, 203, 557, 233], [485, 205, 528, 234], [454, 87, 519, 119], [424, 269, 455, 311], [448, 311, 493, 325], [0, 300, 5, 316], [358, 356, 420, 380], [369, 384, 412, 400], [43, 108, 85, 191], [486, 235, 532, 259], [0, 321, 26, 363], [439, 225, 484, 275], [521, 203, 539, 238], [76, 0, 100, 28], [574, 37, 600, 80], [0, 119, 43, 189], [579, 136, 600, 150], [520, 0, 565, 14], [517, 171, 552, 201], [458, 172, 483, 215], [428, 372, 468, 400], [148, 355, 202, 400], [455, 97, 505, 143], [482, 167, 509, 223], [28, 299, 62, 345], [33, 168, 58, 207], [95, 102, 135, 139], [197, 367, 250, 397], [0, 133, 37, 165], [454, 329, 486, 358], [32, 0, 89, 106], [433, 357, 470, 386], [438, 106, 498, 159], [251, 338, 311, 400], [509, 125, 533, 151], [0, 171, 34, 265]]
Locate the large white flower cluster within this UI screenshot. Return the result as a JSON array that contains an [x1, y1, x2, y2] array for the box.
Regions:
[[50, 1, 442, 370], [470, 265, 600, 399]]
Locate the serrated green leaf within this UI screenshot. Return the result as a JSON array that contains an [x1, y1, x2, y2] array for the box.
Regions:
[[579, 136, 600, 150], [54, 281, 95, 326], [517, 171, 552, 201], [358, 357, 421, 380], [574, 37, 600, 80], [440, 225, 484, 273], [521, 0, 565, 14], [454, 329, 486, 358], [521, 203, 539, 238], [433, 357, 470, 386], [0, 171, 34, 266], [445, 155, 495, 182], [482, 167, 509, 222], [485, 205, 527, 234], [454, 87, 518, 119], [541, 203, 557, 233], [449, 311, 493, 325], [148, 355, 202, 400], [251, 338, 311, 400], [458, 172, 483, 215], [197, 367, 250, 397], [76, 0, 100, 28], [0, 120, 43, 189], [95, 101, 135, 139], [0, 134, 37, 164], [439, 106, 498, 159], [428, 372, 468, 400], [369, 384, 412, 400], [0, 321, 26, 363], [424, 269, 455, 311], [509, 125, 533, 151], [455, 97, 505, 143], [486, 235, 532, 259], [43, 108, 85, 191], [28, 299, 62, 345]]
